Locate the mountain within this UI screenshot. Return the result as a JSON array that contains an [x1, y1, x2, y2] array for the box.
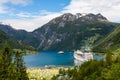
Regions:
[[92, 26, 120, 53], [0, 30, 21, 48], [0, 13, 119, 51], [32, 13, 119, 50], [0, 26, 35, 50], [0, 23, 40, 48]]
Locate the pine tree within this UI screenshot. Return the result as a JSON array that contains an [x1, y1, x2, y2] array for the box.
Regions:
[[0, 43, 16, 80], [14, 51, 29, 80], [106, 51, 113, 67]]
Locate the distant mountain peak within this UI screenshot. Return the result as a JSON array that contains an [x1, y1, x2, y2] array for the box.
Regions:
[[61, 13, 73, 16], [75, 13, 87, 18], [49, 13, 108, 25], [96, 13, 108, 22], [49, 13, 75, 27], [79, 13, 108, 22], [58, 13, 75, 22]]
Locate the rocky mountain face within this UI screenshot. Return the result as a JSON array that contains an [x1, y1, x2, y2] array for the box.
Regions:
[[32, 13, 118, 50], [0, 13, 119, 51]]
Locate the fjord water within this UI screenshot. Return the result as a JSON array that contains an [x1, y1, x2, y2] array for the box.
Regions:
[[23, 51, 74, 68], [23, 51, 103, 68]]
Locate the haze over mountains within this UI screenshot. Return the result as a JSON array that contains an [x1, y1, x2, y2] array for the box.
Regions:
[[0, 13, 120, 52]]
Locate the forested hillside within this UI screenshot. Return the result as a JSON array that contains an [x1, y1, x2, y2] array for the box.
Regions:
[[0, 29, 35, 51], [92, 26, 120, 53]]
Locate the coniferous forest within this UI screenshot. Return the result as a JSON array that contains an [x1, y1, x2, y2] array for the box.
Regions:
[[0, 43, 28, 80]]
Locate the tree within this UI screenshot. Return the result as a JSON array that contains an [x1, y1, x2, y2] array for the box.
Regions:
[[103, 63, 120, 80], [106, 51, 113, 67], [0, 43, 16, 80], [14, 51, 29, 80]]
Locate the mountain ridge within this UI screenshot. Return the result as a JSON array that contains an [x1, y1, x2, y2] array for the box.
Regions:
[[0, 23, 40, 48], [0, 13, 119, 51], [32, 13, 117, 50], [0, 28, 33, 50]]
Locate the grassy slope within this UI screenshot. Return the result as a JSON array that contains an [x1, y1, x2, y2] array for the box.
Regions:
[[92, 26, 120, 54]]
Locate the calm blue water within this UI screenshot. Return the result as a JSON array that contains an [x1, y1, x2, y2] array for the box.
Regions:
[[23, 51, 103, 68], [23, 51, 74, 68]]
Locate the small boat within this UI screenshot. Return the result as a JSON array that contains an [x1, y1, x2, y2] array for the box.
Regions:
[[58, 51, 64, 54]]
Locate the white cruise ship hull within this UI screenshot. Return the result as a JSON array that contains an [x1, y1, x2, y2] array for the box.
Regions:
[[74, 50, 93, 62]]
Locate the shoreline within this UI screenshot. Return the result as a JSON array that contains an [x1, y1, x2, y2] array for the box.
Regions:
[[26, 65, 73, 69]]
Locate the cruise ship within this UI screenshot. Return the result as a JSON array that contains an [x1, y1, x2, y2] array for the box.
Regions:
[[74, 50, 93, 62]]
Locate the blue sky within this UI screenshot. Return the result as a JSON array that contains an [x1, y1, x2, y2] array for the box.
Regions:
[[0, 0, 120, 31], [0, 0, 70, 19]]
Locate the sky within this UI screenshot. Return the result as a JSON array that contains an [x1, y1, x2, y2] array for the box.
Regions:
[[0, 0, 120, 32]]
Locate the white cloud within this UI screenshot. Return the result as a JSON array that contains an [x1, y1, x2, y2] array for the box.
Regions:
[[0, 0, 32, 5], [62, 0, 120, 22], [16, 12, 34, 18], [39, 10, 53, 15], [0, 0, 32, 13], [0, 0, 8, 14], [9, 0, 32, 6], [1, 0, 120, 31], [2, 13, 61, 31], [0, 5, 8, 14], [0, 0, 8, 3]]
